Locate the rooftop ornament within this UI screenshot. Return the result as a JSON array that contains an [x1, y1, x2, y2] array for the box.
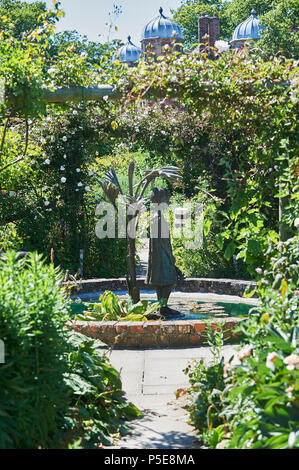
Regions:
[[115, 36, 141, 64], [231, 8, 265, 48], [141, 7, 183, 40]]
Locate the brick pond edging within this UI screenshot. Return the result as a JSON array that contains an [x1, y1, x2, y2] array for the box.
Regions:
[[70, 277, 257, 297], [69, 318, 243, 348]]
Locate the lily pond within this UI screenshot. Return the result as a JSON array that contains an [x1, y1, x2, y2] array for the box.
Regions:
[[70, 291, 255, 321]]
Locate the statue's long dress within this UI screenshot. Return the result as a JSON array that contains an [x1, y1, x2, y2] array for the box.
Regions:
[[146, 210, 178, 287]]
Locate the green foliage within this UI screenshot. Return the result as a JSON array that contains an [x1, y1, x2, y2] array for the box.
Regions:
[[111, 49, 298, 276], [171, 192, 249, 279], [184, 322, 227, 447], [77, 291, 164, 322], [1, 106, 127, 277], [0, 251, 71, 449], [174, 0, 299, 58], [48, 30, 120, 65], [187, 236, 299, 449], [61, 331, 142, 448], [173, 0, 229, 45], [223, 0, 299, 59], [0, 252, 141, 448], [0, 0, 54, 39], [0, 0, 297, 283]]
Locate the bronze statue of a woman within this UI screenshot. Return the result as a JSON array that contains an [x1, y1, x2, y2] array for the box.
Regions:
[[146, 187, 183, 318]]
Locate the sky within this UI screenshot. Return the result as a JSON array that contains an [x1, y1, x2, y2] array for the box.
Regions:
[[24, 0, 182, 45]]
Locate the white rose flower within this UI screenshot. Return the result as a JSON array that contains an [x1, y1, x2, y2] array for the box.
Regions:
[[85, 186, 90, 191], [44, 201, 50, 206], [76, 168, 81, 173], [60, 166, 65, 171], [9, 191, 15, 196], [286, 386, 294, 399], [266, 352, 278, 371], [215, 40, 230, 53], [237, 345, 252, 361], [62, 136, 67, 142], [284, 354, 299, 371], [61, 177, 66, 183], [63, 154, 67, 159], [223, 363, 233, 378], [45, 159, 51, 165], [77, 182, 83, 187]]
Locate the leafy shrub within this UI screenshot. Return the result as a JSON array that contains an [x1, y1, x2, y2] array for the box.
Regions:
[[0, 251, 71, 449], [173, 230, 249, 279], [183, 322, 227, 448], [0, 252, 141, 448], [186, 236, 299, 449], [61, 332, 142, 448], [76, 291, 164, 322]]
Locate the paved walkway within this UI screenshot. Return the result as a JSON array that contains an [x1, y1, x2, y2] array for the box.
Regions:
[[101, 239, 241, 448], [104, 345, 237, 449], [136, 239, 149, 278]]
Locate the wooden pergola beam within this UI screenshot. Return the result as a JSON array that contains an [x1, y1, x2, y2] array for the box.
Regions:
[[40, 79, 291, 104], [42, 85, 121, 103]]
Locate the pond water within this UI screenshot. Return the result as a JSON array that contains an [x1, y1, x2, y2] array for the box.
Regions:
[[70, 292, 254, 320]]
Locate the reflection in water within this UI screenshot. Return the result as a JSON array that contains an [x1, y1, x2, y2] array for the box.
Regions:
[[70, 297, 253, 321]]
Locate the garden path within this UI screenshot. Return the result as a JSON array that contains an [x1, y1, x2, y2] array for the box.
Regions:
[[136, 239, 149, 278], [103, 345, 237, 449]]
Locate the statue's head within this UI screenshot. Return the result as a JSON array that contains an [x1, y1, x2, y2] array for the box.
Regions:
[[150, 187, 171, 205]]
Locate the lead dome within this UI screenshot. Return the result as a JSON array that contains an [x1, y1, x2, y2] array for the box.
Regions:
[[141, 7, 183, 40], [231, 9, 265, 48], [115, 36, 141, 65]]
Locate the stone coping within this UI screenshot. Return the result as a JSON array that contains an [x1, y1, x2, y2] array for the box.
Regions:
[[69, 317, 243, 349], [67, 277, 257, 297]]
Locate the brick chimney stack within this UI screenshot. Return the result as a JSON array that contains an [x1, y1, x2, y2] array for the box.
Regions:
[[198, 13, 220, 52]]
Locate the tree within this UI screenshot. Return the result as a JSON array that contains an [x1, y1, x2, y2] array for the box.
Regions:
[[48, 30, 121, 65], [173, 0, 299, 57], [222, 0, 299, 57], [0, 0, 57, 38], [257, 0, 299, 59]]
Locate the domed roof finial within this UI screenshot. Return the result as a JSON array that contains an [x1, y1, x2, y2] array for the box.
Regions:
[[231, 8, 264, 44], [141, 7, 183, 40]]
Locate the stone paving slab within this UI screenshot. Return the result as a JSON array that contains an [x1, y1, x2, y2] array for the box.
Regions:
[[105, 345, 238, 449], [143, 357, 190, 387], [107, 350, 144, 394]]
